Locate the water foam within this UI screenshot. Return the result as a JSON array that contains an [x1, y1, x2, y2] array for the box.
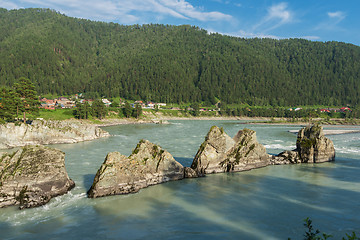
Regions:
[[5, 192, 87, 226], [335, 147, 360, 154], [264, 144, 295, 150]]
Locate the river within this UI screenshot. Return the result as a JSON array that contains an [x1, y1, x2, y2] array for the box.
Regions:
[[1, 120, 359, 239]]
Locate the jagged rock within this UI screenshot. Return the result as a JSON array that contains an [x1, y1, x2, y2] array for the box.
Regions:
[[0, 145, 75, 209], [184, 167, 198, 178], [191, 126, 235, 175], [296, 125, 335, 162], [191, 126, 270, 175], [87, 140, 184, 198], [271, 150, 300, 165], [0, 120, 110, 149], [271, 125, 335, 164], [224, 129, 270, 171]]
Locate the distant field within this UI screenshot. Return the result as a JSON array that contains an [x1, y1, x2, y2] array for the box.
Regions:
[[36, 109, 74, 120]]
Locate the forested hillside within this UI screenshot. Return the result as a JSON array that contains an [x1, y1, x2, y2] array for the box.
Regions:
[[0, 8, 359, 106]]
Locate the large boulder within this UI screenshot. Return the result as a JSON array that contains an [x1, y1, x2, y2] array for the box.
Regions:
[[0, 120, 110, 149], [88, 140, 184, 198], [271, 125, 335, 164], [0, 145, 75, 209], [191, 126, 270, 175]]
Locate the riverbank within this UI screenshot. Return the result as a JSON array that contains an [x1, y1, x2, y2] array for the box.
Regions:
[[0, 120, 109, 149], [90, 115, 264, 127], [1, 116, 358, 150], [244, 118, 360, 126], [91, 115, 360, 127]]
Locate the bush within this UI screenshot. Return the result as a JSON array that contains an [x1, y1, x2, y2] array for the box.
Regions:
[[288, 218, 359, 240]]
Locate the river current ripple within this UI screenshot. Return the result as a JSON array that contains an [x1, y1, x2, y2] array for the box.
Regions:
[[1, 120, 359, 239]]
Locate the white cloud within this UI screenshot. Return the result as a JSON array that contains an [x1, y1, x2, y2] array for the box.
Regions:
[[236, 30, 281, 39], [327, 11, 346, 22], [210, 29, 282, 40], [5, 0, 232, 24], [216, 30, 320, 43], [314, 11, 347, 31], [0, 0, 19, 9], [211, 0, 230, 3], [266, 2, 292, 23], [253, 2, 294, 32], [158, 0, 232, 21], [301, 36, 320, 41]]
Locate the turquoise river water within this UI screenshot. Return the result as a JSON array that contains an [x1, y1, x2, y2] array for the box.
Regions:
[[0, 120, 359, 239]]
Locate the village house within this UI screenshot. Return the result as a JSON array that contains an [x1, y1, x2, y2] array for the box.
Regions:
[[55, 97, 75, 109], [133, 100, 146, 108], [146, 101, 155, 109], [340, 107, 352, 112], [320, 107, 352, 113], [39, 98, 56, 110], [320, 109, 331, 113], [102, 99, 111, 107], [288, 107, 302, 111]]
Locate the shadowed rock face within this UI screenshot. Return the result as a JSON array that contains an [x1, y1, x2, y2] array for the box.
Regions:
[[271, 125, 335, 164], [0, 145, 75, 209], [87, 140, 184, 198], [191, 126, 270, 175]]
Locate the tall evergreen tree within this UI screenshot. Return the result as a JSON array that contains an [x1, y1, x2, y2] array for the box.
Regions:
[[13, 77, 40, 123], [191, 102, 200, 117], [133, 103, 142, 119], [73, 101, 92, 119], [123, 102, 132, 118], [0, 87, 18, 122], [92, 100, 107, 119]]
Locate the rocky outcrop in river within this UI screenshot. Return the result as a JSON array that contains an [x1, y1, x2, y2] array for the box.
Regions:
[[88, 124, 336, 198], [87, 139, 184, 198], [0, 120, 110, 149], [0, 145, 75, 209], [271, 125, 335, 164], [191, 126, 270, 175]]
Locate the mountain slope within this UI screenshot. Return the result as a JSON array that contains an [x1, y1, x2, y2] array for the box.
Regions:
[[0, 8, 359, 106]]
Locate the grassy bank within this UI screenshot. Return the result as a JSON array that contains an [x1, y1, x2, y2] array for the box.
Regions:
[[24, 108, 360, 126]]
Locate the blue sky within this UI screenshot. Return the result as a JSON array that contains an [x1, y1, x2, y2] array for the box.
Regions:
[[1, 0, 359, 46]]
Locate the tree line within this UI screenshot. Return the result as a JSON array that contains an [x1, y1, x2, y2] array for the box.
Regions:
[[218, 106, 359, 119], [73, 101, 142, 120], [0, 77, 39, 123], [0, 8, 359, 108], [0, 77, 141, 123]]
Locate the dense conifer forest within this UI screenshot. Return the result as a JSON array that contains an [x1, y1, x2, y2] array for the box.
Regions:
[[0, 8, 359, 106]]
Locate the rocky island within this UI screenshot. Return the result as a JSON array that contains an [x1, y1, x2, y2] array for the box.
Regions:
[[0, 145, 75, 209], [271, 125, 335, 164], [88, 124, 336, 198], [191, 126, 270, 175], [0, 120, 110, 149], [87, 139, 185, 198]]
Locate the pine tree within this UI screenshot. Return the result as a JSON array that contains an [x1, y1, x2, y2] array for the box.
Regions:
[[73, 102, 85, 119], [92, 100, 107, 119], [13, 77, 40, 123], [0, 87, 18, 122], [191, 102, 200, 116], [84, 101, 91, 119], [133, 103, 142, 119], [123, 101, 132, 118]]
